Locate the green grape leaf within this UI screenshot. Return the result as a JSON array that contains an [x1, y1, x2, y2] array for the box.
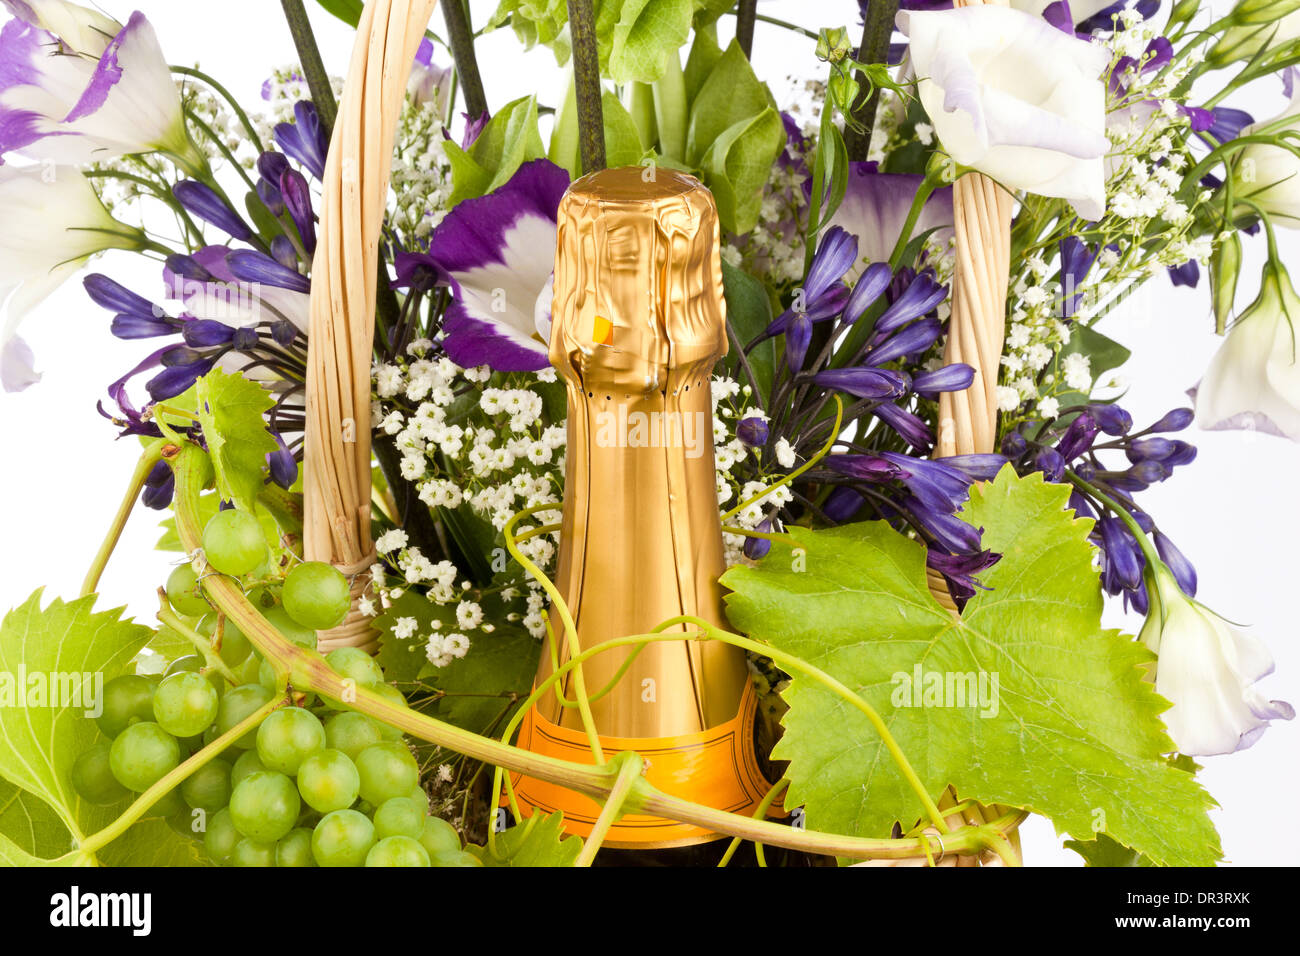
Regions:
[[684, 39, 774, 166], [700, 107, 787, 234], [721, 468, 1222, 867], [607, 0, 693, 84], [444, 95, 546, 204], [0, 831, 81, 866], [0, 591, 211, 866], [374, 590, 456, 684], [430, 624, 541, 735], [473, 811, 583, 866], [1065, 833, 1157, 867], [191, 369, 276, 513]]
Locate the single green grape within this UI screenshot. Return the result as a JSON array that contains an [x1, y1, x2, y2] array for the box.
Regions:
[[256, 707, 326, 775], [197, 615, 251, 667], [354, 742, 419, 805], [213, 684, 273, 748], [71, 742, 129, 805], [418, 817, 462, 858], [365, 835, 430, 867], [260, 606, 317, 648], [282, 562, 351, 631], [372, 797, 425, 841], [323, 712, 382, 760], [322, 647, 384, 711], [202, 509, 268, 577], [164, 654, 225, 694], [204, 808, 241, 864], [296, 748, 360, 813], [230, 749, 268, 786], [275, 828, 317, 867], [180, 758, 231, 811], [108, 722, 180, 792], [166, 563, 211, 617], [96, 674, 156, 738], [150, 787, 185, 818], [228, 771, 300, 843], [152, 671, 220, 738], [431, 850, 483, 867], [311, 809, 375, 867], [229, 838, 277, 867]]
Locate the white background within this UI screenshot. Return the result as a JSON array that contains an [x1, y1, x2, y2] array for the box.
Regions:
[[0, 0, 1294, 865]]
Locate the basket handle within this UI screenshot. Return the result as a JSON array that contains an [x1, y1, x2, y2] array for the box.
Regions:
[[933, 0, 1014, 459], [302, 0, 439, 650]]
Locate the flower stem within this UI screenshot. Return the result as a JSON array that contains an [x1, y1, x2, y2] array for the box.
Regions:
[[843, 0, 900, 162], [735, 0, 758, 58], [567, 0, 606, 174], [442, 0, 488, 119], [81, 439, 168, 597], [171, 65, 266, 153], [279, 0, 338, 134], [573, 752, 644, 866]]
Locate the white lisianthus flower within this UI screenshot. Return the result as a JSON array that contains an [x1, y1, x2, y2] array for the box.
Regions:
[[1232, 93, 1300, 228], [0, 3, 197, 167], [1, 164, 137, 390], [897, 5, 1111, 219], [1140, 565, 1293, 756], [1195, 257, 1300, 440]]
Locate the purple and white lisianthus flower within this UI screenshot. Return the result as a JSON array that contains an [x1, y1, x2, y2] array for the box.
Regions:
[[1139, 561, 1293, 756], [897, 4, 1110, 219], [1, 163, 138, 391], [397, 158, 570, 372], [0, 2, 194, 166]]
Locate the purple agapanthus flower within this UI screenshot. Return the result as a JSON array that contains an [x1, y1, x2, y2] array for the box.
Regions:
[[396, 158, 570, 372]]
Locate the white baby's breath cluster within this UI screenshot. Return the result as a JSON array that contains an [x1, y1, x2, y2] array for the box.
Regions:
[[390, 92, 455, 241], [999, 18, 1213, 424], [254, 65, 343, 142], [711, 376, 796, 565]]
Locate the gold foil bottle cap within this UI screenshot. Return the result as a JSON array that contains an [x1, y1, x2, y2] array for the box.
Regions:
[[550, 166, 728, 396]]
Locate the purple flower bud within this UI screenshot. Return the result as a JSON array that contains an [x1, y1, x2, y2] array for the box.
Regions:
[[1165, 440, 1197, 467], [822, 486, 865, 523], [743, 519, 774, 560], [232, 326, 261, 351], [872, 401, 933, 449], [110, 315, 175, 339], [913, 363, 974, 396], [804, 226, 857, 302], [1068, 491, 1095, 520], [942, 454, 1007, 482], [1036, 447, 1066, 482], [256, 177, 284, 216], [1126, 437, 1175, 462], [173, 180, 253, 241], [1074, 460, 1097, 481], [1149, 407, 1193, 432], [226, 250, 311, 293], [785, 312, 812, 372], [1098, 516, 1143, 592], [1154, 531, 1197, 597], [267, 434, 298, 490], [843, 262, 892, 324], [182, 319, 236, 348], [146, 356, 216, 400], [141, 460, 174, 510], [279, 167, 316, 254], [164, 253, 215, 282], [84, 274, 160, 318], [826, 453, 906, 484], [736, 416, 769, 447], [907, 496, 984, 554], [1000, 431, 1028, 458], [875, 271, 948, 335], [1089, 403, 1132, 436], [1056, 411, 1099, 461], [271, 320, 298, 347], [814, 366, 910, 400], [1130, 460, 1170, 484], [258, 150, 290, 185], [275, 101, 329, 180], [1167, 260, 1199, 288], [867, 317, 942, 365], [270, 235, 299, 269]]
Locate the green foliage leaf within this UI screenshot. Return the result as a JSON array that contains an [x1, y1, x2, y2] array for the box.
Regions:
[[608, 0, 693, 84], [684, 40, 774, 166], [721, 468, 1222, 866], [312, 0, 365, 28], [700, 107, 787, 234], [1058, 322, 1131, 400], [721, 260, 775, 402], [600, 90, 647, 168], [472, 811, 583, 866], [682, 24, 722, 110], [444, 95, 546, 204], [186, 369, 276, 512]]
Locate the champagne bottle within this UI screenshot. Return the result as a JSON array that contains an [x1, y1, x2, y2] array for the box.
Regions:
[[508, 166, 770, 850]]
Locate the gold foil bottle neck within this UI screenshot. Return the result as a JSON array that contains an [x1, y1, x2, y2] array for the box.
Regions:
[[550, 166, 728, 396]]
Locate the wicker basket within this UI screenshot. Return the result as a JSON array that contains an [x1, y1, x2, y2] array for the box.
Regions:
[[304, 0, 1022, 864]]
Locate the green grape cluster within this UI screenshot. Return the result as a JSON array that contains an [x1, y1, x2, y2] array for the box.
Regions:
[[69, 508, 480, 867]]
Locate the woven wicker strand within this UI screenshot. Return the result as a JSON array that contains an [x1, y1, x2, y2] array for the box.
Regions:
[[303, 0, 439, 652]]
